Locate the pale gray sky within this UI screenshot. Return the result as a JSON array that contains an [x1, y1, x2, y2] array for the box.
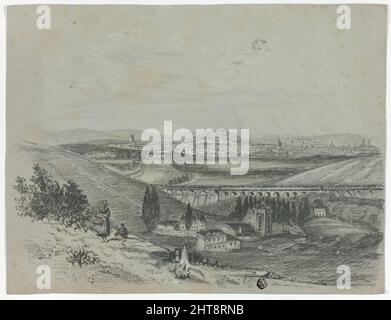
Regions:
[[7, 5, 387, 147]]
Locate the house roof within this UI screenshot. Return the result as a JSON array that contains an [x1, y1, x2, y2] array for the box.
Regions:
[[226, 234, 240, 242], [219, 222, 257, 236], [197, 229, 226, 238]]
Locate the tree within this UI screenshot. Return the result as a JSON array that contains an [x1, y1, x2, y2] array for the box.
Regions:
[[30, 164, 52, 194], [297, 201, 305, 226], [234, 197, 243, 220], [13, 164, 91, 228], [302, 197, 311, 222], [275, 198, 282, 223], [63, 181, 90, 228], [291, 202, 298, 224], [284, 200, 291, 224], [242, 196, 249, 218], [271, 198, 277, 223], [185, 203, 193, 230], [142, 186, 152, 230], [249, 195, 254, 209], [297, 197, 311, 227], [13, 176, 33, 217], [151, 187, 160, 225], [29, 164, 63, 221], [141, 186, 160, 231]]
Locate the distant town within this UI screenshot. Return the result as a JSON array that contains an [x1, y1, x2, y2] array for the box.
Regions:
[[249, 136, 379, 160], [63, 134, 380, 163]]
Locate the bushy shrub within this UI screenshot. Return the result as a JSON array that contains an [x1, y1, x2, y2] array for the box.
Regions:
[[13, 164, 92, 229], [173, 263, 190, 279], [67, 246, 97, 267]]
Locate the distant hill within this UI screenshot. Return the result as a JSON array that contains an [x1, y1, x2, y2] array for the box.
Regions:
[[28, 128, 146, 146], [103, 129, 143, 141], [32, 129, 124, 145]]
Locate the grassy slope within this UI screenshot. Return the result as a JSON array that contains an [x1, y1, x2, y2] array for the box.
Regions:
[[9, 215, 357, 293], [303, 217, 372, 241], [19, 142, 196, 233], [274, 155, 383, 186]]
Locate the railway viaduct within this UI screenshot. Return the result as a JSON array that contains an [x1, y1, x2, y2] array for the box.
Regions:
[[163, 184, 384, 207]]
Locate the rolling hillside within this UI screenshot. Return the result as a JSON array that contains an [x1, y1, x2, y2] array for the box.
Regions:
[[29, 129, 126, 145], [17, 142, 198, 233], [274, 155, 383, 186]]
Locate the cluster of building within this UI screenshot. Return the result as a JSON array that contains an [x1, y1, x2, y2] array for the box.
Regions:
[[156, 198, 328, 252], [196, 229, 241, 251], [195, 198, 329, 252], [196, 207, 271, 252], [154, 214, 206, 235], [250, 137, 379, 159]]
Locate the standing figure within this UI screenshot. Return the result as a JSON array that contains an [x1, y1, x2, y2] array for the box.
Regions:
[[93, 200, 111, 241]]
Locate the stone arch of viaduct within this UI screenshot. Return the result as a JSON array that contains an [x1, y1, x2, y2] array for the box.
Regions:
[[163, 185, 384, 207]]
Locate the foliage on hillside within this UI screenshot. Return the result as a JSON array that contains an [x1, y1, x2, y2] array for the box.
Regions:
[[13, 164, 92, 229], [232, 195, 311, 226]]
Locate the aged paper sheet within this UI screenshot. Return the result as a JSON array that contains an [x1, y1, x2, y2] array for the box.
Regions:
[[6, 4, 386, 293]]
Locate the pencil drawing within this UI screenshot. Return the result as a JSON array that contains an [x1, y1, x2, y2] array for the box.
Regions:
[[6, 4, 386, 293]]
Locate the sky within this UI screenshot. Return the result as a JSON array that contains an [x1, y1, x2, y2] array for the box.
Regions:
[[6, 4, 387, 147]]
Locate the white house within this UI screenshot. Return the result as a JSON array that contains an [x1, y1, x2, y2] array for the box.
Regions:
[[190, 215, 206, 231], [155, 220, 179, 234], [178, 215, 187, 231], [178, 214, 206, 232], [217, 222, 258, 240], [313, 199, 327, 217], [314, 208, 326, 217], [196, 229, 240, 252]]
